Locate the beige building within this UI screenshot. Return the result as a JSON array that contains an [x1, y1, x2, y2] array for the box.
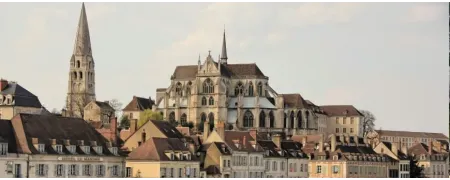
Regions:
[[408, 142, 449, 178], [372, 130, 449, 149], [84, 100, 114, 124], [0, 79, 47, 120], [64, 3, 96, 118], [320, 105, 364, 137], [373, 141, 411, 178], [154, 31, 323, 136], [122, 96, 155, 121], [0, 113, 126, 178], [198, 141, 232, 178], [307, 134, 390, 178], [125, 137, 200, 178]]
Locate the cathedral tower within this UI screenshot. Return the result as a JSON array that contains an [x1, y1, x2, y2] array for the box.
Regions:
[[65, 3, 96, 118]]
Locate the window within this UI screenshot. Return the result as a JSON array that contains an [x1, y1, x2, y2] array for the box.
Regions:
[[257, 82, 263, 96], [248, 82, 254, 96], [94, 146, 103, 154], [272, 161, 277, 171], [350, 128, 354, 133], [168, 112, 175, 123], [265, 161, 269, 170], [235, 82, 244, 96], [269, 111, 275, 128], [38, 144, 45, 153], [332, 165, 339, 174], [0, 143, 7, 155], [96, 165, 105, 177], [55, 164, 63, 177], [316, 165, 322, 173], [83, 164, 91, 176], [36, 164, 46, 176], [281, 162, 285, 171], [178, 168, 182, 177], [126, 167, 132, 177], [170, 168, 174, 177], [110, 147, 118, 155], [6, 161, 13, 173], [343, 128, 347, 133], [255, 157, 258, 166], [69, 164, 77, 176], [243, 110, 254, 127], [193, 168, 196, 178], [112, 165, 119, 177], [223, 160, 227, 167], [175, 82, 183, 96], [336, 128, 339, 133], [227, 160, 230, 167], [160, 168, 166, 178], [335, 117, 339, 124], [208, 96, 214, 105], [259, 111, 266, 127], [300, 164, 303, 172], [350, 117, 354, 124], [180, 114, 187, 125], [201, 97, 207, 105], [202, 78, 214, 94], [67, 145, 76, 153], [14, 164, 21, 178], [343, 118, 346, 124]]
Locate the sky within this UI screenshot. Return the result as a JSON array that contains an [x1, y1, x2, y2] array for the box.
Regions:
[[0, 2, 448, 135]]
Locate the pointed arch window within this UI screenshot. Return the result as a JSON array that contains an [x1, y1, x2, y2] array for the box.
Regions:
[[201, 97, 207, 106], [259, 111, 266, 128], [269, 111, 275, 128], [77, 60, 81, 68], [235, 82, 244, 96], [175, 82, 183, 96], [169, 112, 175, 122], [203, 78, 214, 94], [297, 111, 303, 129], [180, 113, 187, 125], [257, 82, 263, 96], [88, 62, 92, 69], [244, 110, 254, 127], [305, 111, 310, 129], [248, 82, 254, 96], [73, 72, 77, 80], [208, 96, 214, 105], [283, 112, 287, 128], [79, 72, 83, 80], [208, 113, 214, 131], [186, 81, 192, 95], [290, 111, 295, 129]]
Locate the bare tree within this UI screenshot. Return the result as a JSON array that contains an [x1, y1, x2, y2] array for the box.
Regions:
[[359, 110, 376, 137], [51, 108, 61, 114], [108, 99, 123, 117]]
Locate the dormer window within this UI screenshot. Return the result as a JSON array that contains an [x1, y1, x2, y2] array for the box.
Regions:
[[186, 153, 191, 160], [333, 155, 338, 160], [94, 146, 103, 154], [38, 144, 45, 153], [54, 145, 63, 153], [67, 145, 76, 154], [170, 153, 174, 160], [83, 146, 90, 154], [109, 147, 118, 155], [0, 143, 7, 155]]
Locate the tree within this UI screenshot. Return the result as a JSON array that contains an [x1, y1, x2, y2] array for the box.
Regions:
[[119, 115, 130, 129], [359, 110, 376, 137], [138, 109, 163, 128], [409, 155, 425, 178], [108, 99, 123, 117]]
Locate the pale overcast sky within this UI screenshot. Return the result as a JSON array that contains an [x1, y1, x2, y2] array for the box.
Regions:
[[0, 2, 448, 135]]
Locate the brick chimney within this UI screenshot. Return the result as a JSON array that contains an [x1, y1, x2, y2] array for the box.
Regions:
[[319, 134, 324, 153], [428, 141, 432, 154], [110, 116, 118, 144], [272, 134, 281, 148], [130, 119, 137, 134], [400, 143, 407, 155], [331, 134, 336, 152], [243, 135, 247, 147], [0, 79, 7, 91], [203, 121, 210, 141], [392, 142, 398, 156], [249, 128, 257, 140], [302, 136, 307, 146]]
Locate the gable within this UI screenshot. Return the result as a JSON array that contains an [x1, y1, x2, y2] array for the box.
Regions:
[[123, 121, 166, 151], [204, 130, 225, 144]]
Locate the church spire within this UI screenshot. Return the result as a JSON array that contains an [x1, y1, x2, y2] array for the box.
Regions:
[[73, 2, 92, 56], [220, 27, 228, 64]]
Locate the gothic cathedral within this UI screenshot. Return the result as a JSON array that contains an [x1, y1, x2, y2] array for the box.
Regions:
[[64, 3, 96, 118]]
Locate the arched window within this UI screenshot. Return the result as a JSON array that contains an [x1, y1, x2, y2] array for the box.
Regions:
[[175, 82, 183, 96], [186, 81, 192, 95], [88, 62, 91, 69], [201, 113, 207, 123], [283, 113, 287, 128], [180, 113, 187, 125], [269, 111, 275, 128], [305, 111, 310, 129], [297, 111, 303, 129], [208, 96, 214, 105], [259, 111, 266, 127], [77, 60, 80, 68], [202, 78, 214, 94], [73, 72, 77, 80], [235, 82, 244, 96], [208, 113, 214, 131], [257, 82, 263, 96], [201, 97, 207, 106], [248, 82, 254, 96], [79, 72, 83, 80], [290, 111, 294, 129], [169, 112, 175, 122], [244, 110, 254, 127]]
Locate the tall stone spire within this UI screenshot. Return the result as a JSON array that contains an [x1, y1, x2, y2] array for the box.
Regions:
[[220, 28, 228, 64], [73, 2, 92, 56]]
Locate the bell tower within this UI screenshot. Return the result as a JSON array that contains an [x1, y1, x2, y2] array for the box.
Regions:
[[65, 3, 96, 118]]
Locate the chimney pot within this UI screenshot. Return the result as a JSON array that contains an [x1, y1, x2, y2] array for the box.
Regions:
[[91, 141, 97, 147], [0, 79, 8, 91], [78, 140, 84, 146], [64, 139, 70, 146], [51, 139, 57, 145]]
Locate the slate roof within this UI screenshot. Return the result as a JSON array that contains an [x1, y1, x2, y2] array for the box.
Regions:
[[376, 130, 449, 140], [408, 143, 436, 156], [151, 120, 184, 139], [280, 94, 309, 109], [12, 113, 125, 156], [94, 101, 114, 111], [0, 120, 19, 153], [319, 105, 363, 116], [204, 165, 221, 175], [172, 63, 267, 80], [127, 137, 198, 161], [123, 96, 155, 111], [257, 140, 283, 158], [0, 81, 43, 108], [380, 141, 409, 160]]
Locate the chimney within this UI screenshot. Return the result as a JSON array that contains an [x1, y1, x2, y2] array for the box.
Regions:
[[428, 141, 432, 154], [345, 135, 350, 144], [249, 128, 257, 140], [272, 134, 281, 148], [331, 134, 336, 152], [106, 141, 112, 148], [0, 79, 8, 91], [110, 116, 117, 143], [392, 142, 398, 156], [353, 135, 359, 146], [78, 140, 84, 146], [203, 121, 210, 141], [400, 143, 407, 155], [51, 139, 57, 145], [130, 119, 137, 134], [319, 135, 324, 152], [243, 135, 247, 147], [216, 121, 225, 140], [302, 136, 307, 146], [64, 139, 71, 146], [32, 137, 39, 144], [90, 141, 97, 147]]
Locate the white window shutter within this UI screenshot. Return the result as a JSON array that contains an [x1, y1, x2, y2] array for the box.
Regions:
[[54, 165, 58, 176], [62, 165, 66, 178], [75, 164, 79, 176], [44, 165, 48, 177], [35, 165, 39, 177], [89, 165, 93, 176], [102, 165, 105, 177]]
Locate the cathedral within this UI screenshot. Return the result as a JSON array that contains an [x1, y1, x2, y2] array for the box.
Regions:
[[64, 3, 96, 118], [155, 31, 327, 136]]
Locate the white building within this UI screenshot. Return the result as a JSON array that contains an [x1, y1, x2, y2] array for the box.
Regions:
[[0, 113, 126, 178]]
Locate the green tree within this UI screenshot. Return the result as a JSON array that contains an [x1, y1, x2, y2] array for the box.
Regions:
[[119, 115, 130, 129], [138, 109, 163, 127], [409, 155, 425, 178]]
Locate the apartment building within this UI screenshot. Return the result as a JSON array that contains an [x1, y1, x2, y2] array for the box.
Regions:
[[320, 105, 364, 137], [374, 130, 449, 149], [373, 141, 411, 178], [408, 142, 448, 178], [0, 113, 126, 178], [199, 141, 232, 178]]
